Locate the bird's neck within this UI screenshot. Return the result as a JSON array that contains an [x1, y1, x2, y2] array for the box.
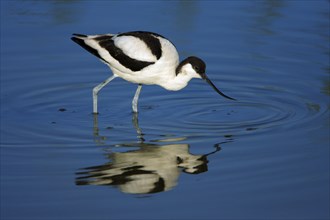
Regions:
[[161, 73, 192, 91]]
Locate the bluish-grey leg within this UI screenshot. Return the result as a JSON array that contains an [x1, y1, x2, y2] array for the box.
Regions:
[[92, 75, 117, 114], [132, 84, 142, 113]]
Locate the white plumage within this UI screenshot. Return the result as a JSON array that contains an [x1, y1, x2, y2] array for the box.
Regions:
[[71, 31, 235, 114]]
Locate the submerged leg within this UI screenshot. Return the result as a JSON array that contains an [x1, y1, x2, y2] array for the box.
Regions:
[[93, 75, 117, 114], [132, 84, 142, 113], [132, 112, 145, 142]]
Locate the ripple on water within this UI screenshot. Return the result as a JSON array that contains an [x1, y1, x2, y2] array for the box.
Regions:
[[4, 69, 327, 145], [139, 82, 327, 139]]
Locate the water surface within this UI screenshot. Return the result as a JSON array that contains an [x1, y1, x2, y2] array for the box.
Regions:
[[1, 1, 329, 219]]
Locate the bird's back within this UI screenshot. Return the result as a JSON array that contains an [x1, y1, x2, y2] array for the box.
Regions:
[[71, 31, 180, 86]]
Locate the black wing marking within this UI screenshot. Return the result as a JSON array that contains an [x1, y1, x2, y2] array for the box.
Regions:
[[71, 33, 156, 72], [96, 36, 155, 72], [118, 31, 162, 59], [71, 35, 108, 63]]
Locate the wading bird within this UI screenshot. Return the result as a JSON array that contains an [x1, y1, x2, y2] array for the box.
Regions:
[[71, 31, 235, 114]]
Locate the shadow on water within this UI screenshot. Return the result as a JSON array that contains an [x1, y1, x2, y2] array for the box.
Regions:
[[76, 114, 227, 194]]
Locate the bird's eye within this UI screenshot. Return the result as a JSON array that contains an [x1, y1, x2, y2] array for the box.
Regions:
[[194, 66, 199, 71]]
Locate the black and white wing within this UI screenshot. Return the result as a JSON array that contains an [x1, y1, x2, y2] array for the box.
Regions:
[[71, 31, 165, 72]]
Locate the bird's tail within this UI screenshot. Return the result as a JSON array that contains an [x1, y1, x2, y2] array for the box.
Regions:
[[72, 33, 88, 38], [71, 33, 105, 61]]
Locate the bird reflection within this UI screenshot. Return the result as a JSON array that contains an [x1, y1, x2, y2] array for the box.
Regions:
[[76, 143, 220, 194], [77, 114, 225, 194]]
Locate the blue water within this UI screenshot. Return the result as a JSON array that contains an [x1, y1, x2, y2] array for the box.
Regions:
[[1, 1, 329, 219]]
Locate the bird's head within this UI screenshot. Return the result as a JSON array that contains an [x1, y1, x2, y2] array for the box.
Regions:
[[176, 56, 236, 101]]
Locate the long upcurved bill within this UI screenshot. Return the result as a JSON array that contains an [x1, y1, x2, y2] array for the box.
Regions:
[[204, 77, 236, 101]]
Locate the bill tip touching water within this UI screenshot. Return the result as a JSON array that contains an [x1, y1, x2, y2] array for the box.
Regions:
[[71, 31, 236, 114]]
